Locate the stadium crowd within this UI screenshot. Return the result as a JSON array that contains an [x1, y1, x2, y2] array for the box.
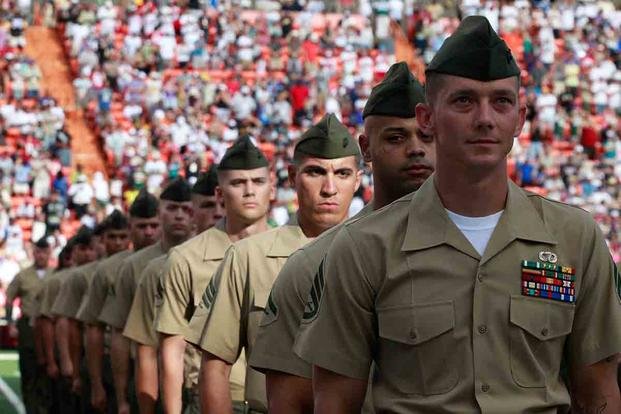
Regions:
[[0, 0, 620, 301]]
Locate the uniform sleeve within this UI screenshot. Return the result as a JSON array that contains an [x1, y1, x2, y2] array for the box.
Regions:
[[106, 261, 135, 329], [5, 272, 20, 318], [76, 265, 107, 324], [567, 222, 621, 367], [154, 249, 192, 337], [39, 278, 60, 318], [249, 250, 315, 378], [185, 267, 220, 345], [196, 246, 246, 364], [51, 271, 86, 319], [123, 266, 159, 347], [293, 227, 376, 380]]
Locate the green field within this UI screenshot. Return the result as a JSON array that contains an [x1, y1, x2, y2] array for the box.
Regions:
[[0, 350, 21, 414]]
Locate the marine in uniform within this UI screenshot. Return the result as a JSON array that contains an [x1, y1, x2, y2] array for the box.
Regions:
[[37, 240, 76, 413], [76, 210, 131, 413], [189, 166, 224, 234], [195, 114, 362, 413], [122, 178, 194, 413], [294, 16, 621, 413], [103, 189, 161, 414], [249, 62, 434, 413], [5, 237, 52, 414], [156, 137, 273, 414], [50, 225, 100, 409]]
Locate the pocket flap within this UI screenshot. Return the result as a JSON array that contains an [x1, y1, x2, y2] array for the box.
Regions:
[[510, 295, 574, 341], [378, 301, 454, 345]]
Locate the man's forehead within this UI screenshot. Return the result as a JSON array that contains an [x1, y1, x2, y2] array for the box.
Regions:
[[223, 167, 270, 180], [439, 75, 519, 95], [365, 115, 418, 133], [297, 155, 358, 170]]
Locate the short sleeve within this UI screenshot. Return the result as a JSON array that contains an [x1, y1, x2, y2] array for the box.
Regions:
[[39, 278, 61, 318], [123, 265, 160, 347], [293, 227, 376, 380], [51, 271, 87, 319], [196, 246, 245, 364], [5, 272, 20, 305], [106, 261, 135, 329], [249, 250, 315, 378], [155, 249, 192, 337], [76, 265, 107, 324], [567, 222, 621, 366]]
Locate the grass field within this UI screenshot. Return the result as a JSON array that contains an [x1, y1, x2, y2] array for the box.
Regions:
[[0, 350, 21, 414]]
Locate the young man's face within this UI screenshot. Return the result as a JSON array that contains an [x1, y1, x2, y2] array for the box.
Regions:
[[360, 116, 435, 200], [192, 193, 224, 234], [216, 167, 273, 226], [129, 216, 161, 250], [289, 155, 361, 234], [159, 200, 194, 242], [33, 246, 51, 268], [74, 242, 97, 265], [418, 75, 525, 173], [104, 228, 131, 256]]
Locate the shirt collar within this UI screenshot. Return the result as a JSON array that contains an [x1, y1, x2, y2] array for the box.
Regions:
[[402, 176, 556, 262]]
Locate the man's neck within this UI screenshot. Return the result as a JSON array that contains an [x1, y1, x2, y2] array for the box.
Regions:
[[435, 165, 508, 217], [226, 217, 270, 243]]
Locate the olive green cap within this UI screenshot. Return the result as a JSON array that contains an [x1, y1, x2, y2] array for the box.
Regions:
[[34, 237, 50, 249], [426, 15, 520, 81], [217, 135, 269, 171], [74, 225, 94, 246], [294, 113, 360, 159], [192, 165, 218, 196], [362, 62, 425, 119], [129, 188, 159, 218], [160, 178, 192, 202], [105, 209, 129, 230]]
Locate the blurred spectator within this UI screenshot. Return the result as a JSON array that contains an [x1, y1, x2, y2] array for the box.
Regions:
[[67, 174, 93, 219]]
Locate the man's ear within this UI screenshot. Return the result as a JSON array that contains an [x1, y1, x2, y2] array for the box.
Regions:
[[358, 134, 372, 164], [415, 103, 434, 136]]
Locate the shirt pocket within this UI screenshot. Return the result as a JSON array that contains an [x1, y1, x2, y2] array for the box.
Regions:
[[377, 300, 458, 395], [509, 295, 575, 388]]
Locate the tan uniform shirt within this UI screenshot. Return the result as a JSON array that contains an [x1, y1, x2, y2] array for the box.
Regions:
[[38, 269, 73, 319], [6, 265, 51, 319], [102, 242, 165, 330], [51, 261, 99, 319], [294, 178, 621, 413], [123, 255, 167, 346], [76, 250, 132, 325], [250, 204, 373, 378], [196, 223, 309, 411], [155, 219, 247, 396]]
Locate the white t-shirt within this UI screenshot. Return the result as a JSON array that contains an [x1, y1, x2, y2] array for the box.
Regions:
[[446, 209, 504, 256]]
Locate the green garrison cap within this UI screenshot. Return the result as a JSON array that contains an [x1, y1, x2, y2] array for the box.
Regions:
[[74, 225, 94, 246], [363, 61, 425, 119], [217, 135, 269, 171], [294, 113, 360, 159], [192, 165, 218, 196], [160, 178, 192, 202], [129, 188, 159, 218], [426, 15, 520, 81], [105, 209, 129, 230], [34, 237, 50, 249]]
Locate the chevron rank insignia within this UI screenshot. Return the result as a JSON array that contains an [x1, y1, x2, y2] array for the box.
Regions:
[[301, 258, 325, 324]]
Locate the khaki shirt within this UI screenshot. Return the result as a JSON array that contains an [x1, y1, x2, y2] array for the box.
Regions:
[[155, 219, 247, 396], [6, 265, 51, 318], [38, 268, 73, 319], [250, 204, 373, 378], [51, 261, 99, 319], [294, 178, 621, 413], [196, 223, 309, 411], [102, 242, 165, 330], [76, 250, 132, 325], [123, 255, 167, 347]]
